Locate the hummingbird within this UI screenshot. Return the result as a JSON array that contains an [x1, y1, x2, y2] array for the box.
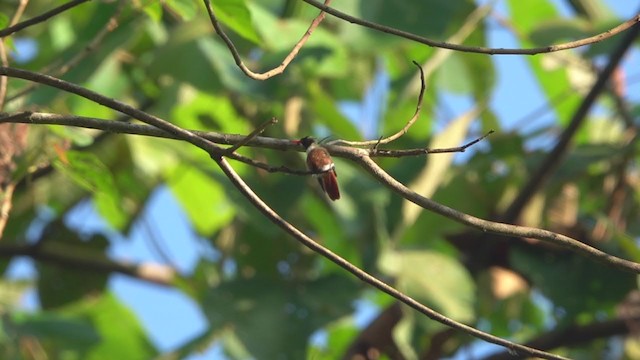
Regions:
[[295, 136, 340, 201]]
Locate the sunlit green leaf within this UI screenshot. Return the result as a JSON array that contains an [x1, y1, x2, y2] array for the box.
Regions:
[[211, 0, 261, 43], [53, 151, 127, 229], [168, 166, 235, 235], [379, 249, 476, 324]]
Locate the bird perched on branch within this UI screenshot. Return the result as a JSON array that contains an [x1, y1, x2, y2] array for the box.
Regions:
[[294, 136, 340, 201]]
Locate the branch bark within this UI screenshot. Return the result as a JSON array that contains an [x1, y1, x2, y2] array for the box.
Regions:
[[301, 0, 640, 55]]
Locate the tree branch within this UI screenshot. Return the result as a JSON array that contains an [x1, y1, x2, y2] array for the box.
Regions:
[[301, 0, 640, 55]]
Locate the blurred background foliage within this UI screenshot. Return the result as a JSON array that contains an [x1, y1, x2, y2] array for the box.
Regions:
[[1, 0, 639, 359]]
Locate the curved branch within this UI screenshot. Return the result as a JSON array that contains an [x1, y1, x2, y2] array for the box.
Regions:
[[301, 0, 640, 55], [212, 155, 567, 360], [0, 0, 92, 38], [203, 0, 332, 80]]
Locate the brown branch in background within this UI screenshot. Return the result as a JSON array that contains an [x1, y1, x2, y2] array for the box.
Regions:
[[0, 242, 176, 286], [224, 117, 278, 155], [500, 18, 640, 224], [6, 0, 125, 105], [342, 303, 404, 360], [212, 155, 567, 360], [0, 0, 91, 38], [203, 0, 332, 80], [302, 0, 640, 55]]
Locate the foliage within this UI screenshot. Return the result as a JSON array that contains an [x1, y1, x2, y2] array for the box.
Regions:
[[0, 0, 639, 359]]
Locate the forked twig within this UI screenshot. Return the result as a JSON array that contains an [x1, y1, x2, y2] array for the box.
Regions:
[[203, 0, 332, 80]]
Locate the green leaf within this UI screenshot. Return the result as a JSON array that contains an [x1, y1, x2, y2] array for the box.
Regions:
[[530, 18, 589, 46], [168, 166, 235, 235], [436, 52, 473, 94], [511, 246, 636, 323], [8, 311, 100, 350], [211, 0, 261, 44], [171, 88, 251, 134], [203, 276, 355, 359], [65, 293, 157, 359], [141, 1, 163, 22], [379, 249, 476, 324], [5, 294, 156, 359], [0, 13, 9, 28], [166, 0, 198, 20], [400, 108, 476, 230], [53, 151, 127, 229], [307, 82, 362, 139], [37, 221, 109, 309]]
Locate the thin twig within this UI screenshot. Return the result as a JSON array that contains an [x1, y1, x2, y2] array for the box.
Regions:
[[212, 155, 567, 360], [370, 130, 494, 157], [224, 117, 278, 155], [333, 61, 425, 147], [301, 0, 640, 55], [0, 0, 91, 38], [203, 0, 332, 80]]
